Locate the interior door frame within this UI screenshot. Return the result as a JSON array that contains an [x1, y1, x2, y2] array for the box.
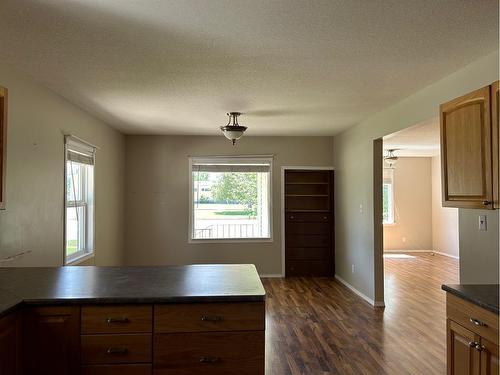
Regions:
[[280, 166, 335, 277]]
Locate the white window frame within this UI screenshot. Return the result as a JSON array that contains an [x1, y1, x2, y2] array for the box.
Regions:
[[64, 136, 96, 265], [383, 168, 395, 225], [188, 155, 274, 243]]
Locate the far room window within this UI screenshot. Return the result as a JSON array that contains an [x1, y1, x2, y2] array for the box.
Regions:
[[64, 136, 95, 264], [383, 168, 395, 224], [189, 156, 273, 241]]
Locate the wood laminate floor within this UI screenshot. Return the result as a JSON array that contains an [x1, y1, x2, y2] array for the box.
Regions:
[[263, 252, 459, 374]]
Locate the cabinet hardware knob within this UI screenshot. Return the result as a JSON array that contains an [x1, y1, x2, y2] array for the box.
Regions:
[[323, 216, 327, 220], [106, 317, 130, 324], [482, 200, 492, 206], [469, 317, 487, 327], [106, 347, 128, 355], [201, 315, 223, 322], [290, 216, 295, 219], [468, 341, 478, 348], [199, 356, 220, 363]]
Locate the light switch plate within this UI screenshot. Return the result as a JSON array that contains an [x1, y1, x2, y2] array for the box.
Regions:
[[479, 215, 487, 231]]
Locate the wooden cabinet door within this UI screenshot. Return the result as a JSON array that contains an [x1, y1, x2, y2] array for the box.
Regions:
[[448, 320, 481, 375], [0, 312, 22, 375], [491, 81, 499, 209], [440, 85, 493, 209], [24, 306, 80, 375], [480, 338, 499, 375]]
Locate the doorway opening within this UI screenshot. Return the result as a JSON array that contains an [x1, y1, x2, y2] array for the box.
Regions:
[[376, 118, 460, 307]]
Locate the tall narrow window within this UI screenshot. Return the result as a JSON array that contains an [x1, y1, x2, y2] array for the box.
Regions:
[[64, 137, 95, 264], [383, 168, 395, 224], [189, 156, 272, 241]]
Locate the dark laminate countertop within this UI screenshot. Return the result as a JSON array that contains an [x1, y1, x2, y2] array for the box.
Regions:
[[442, 284, 499, 315], [0, 264, 265, 317]]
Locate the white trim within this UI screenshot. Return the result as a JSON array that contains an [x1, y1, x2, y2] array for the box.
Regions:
[[433, 251, 460, 260], [65, 252, 94, 266], [259, 274, 283, 278], [280, 166, 335, 277], [383, 249, 433, 253], [335, 275, 385, 307], [188, 155, 274, 243]]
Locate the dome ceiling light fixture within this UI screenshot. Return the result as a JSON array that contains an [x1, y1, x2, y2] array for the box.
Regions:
[[220, 112, 247, 145], [384, 149, 399, 167]]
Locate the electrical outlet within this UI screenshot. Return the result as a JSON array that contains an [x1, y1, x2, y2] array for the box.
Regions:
[[359, 204, 363, 214], [352, 264, 355, 273], [479, 215, 487, 231]]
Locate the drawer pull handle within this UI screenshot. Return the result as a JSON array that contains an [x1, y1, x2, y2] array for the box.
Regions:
[[199, 356, 220, 363], [201, 315, 223, 322], [106, 317, 130, 324], [469, 318, 487, 327], [106, 347, 128, 355]]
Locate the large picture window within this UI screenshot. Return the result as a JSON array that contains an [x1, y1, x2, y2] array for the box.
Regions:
[[64, 137, 95, 264], [189, 156, 272, 241], [383, 168, 395, 225]]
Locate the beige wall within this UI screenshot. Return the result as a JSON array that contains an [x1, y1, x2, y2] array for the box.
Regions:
[[459, 209, 499, 284], [431, 156, 459, 258], [383, 157, 432, 251], [333, 50, 499, 304], [124, 135, 334, 275], [0, 63, 125, 267]]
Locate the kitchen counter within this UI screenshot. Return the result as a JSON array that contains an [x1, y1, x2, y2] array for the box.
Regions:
[[0, 264, 265, 317], [441, 284, 499, 315]]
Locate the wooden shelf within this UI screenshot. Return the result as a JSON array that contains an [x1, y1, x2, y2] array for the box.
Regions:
[[285, 194, 328, 197], [285, 209, 331, 213], [285, 182, 329, 185]]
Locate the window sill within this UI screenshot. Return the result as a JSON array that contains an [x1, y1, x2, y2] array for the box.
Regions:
[[189, 238, 273, 244], [65, 252, 95, 266], [383, 222, 397, 227]]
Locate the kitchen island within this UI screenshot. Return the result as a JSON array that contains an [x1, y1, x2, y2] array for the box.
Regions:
[[0, 264, 266, 375]]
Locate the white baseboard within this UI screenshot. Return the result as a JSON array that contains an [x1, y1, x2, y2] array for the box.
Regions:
[[259, 274, 284, 278], [334, 275, 385, 308], [433, 251, 459, 260], [384, 249, 459, 260], [384, 250, 433, 253]]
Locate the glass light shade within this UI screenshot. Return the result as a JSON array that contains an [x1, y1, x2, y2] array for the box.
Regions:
[[384, 157, 398, 166], [220, 125, 247, 145]]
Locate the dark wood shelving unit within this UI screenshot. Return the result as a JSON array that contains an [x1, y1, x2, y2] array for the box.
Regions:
[[284, 169, 334, 277]]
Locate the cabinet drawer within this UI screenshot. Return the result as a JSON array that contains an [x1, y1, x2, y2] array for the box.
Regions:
[[153, 331, 264, 375], [154, 302, 264, 333], [81, 334, 152, 364], [82, 364, 152, 375], [286, 212, 331, 222], [82, 305, 152, 334], [447, 294, 499, 345]]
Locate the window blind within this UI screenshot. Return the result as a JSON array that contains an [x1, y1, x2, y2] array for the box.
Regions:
[[65, 136, 96, 165], [191, 157, 272, 173]]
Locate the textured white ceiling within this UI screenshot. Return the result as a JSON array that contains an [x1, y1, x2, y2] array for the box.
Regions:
[[0, 0, 498, 135], [384, 118, 440, 157]]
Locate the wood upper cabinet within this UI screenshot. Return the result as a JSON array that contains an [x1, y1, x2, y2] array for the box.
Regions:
[[448, 320, 481, 375], [491, 81, 499, 209], [0, 312, 22, 375], [440, 81, 500, 209], [440, 85, 494, 209], [24, 306, 81, 375]]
